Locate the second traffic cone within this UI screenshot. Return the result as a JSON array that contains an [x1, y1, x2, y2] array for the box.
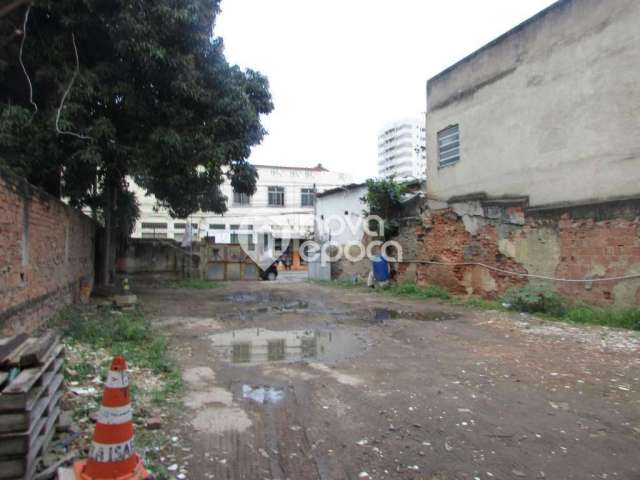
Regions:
[[74, 356, 149, 480]]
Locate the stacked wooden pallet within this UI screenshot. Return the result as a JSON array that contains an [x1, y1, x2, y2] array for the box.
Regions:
[[0, 332, 64, 480]]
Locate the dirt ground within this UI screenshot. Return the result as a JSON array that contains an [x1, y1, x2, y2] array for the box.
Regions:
[[135, 279, 640, 480]]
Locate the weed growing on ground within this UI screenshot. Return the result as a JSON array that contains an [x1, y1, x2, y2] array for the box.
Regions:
[[502, 285, 566, 316], [502, 286, 640, 331], [563, 304, 640, 330], [169, 278, 221, 289], [322, 279, 640, 331], [381, 281, 451, 300], [52, 306, 183, 402]]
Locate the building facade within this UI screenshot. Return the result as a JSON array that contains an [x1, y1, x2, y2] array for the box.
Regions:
[[131, 164, 352, 267], [315, 183, 369, 245], [378, 118, 426, 180], [425, 0, 640, 208]]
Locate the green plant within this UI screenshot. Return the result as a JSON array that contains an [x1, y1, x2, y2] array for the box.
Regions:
[[381, 281, 451, 300], [361, 177, 408, 240], [564, 304, 640, 330], [56, 306, 174, 374], [502, 285, 567, 316]]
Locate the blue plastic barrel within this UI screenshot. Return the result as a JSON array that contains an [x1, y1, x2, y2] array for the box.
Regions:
[[372, 255, 390, 282]]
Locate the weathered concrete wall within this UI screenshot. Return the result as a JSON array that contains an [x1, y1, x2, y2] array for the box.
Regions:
[[116, 239, 191, 276], [402, 197, 640, 306], [337, 196, 640, 306], [0, 169, 95, 334], [426, 0, 640, 207]]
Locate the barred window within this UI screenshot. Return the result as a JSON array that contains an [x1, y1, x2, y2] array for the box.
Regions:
[[233, 191, 251, 206], [141, 222, 167, 229], [300, 188, 315, 207], [438, 125, 460, 167], [268, 186, 285, 206]]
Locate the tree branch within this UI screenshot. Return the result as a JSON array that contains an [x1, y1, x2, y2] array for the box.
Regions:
[[0, 0, 31, 19], [55, 33, 92, 140], [18, 3, 37, 116]]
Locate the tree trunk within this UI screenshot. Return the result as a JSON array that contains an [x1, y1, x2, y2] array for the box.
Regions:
[[101, 183, 113, 286]]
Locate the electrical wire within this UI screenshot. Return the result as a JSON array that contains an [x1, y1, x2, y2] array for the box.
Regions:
[[402, 259, 640, 283], [18, 3, 37, 116]]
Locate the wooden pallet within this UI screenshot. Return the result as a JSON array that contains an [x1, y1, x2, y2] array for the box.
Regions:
[[0, 404, 61, 479], [0, 333, 65, 480]]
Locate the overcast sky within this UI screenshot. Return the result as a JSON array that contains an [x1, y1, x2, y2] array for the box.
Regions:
[[216, 0, 557, 181]]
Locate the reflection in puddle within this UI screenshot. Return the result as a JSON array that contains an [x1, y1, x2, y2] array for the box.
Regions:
[[209, 328, 365, 365], [242, 385, 284, 404]]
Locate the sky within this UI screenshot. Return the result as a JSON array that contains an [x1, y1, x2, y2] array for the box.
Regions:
[[216, 0, 557, 181]]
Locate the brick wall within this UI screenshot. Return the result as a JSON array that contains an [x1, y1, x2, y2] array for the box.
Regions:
[[335, 196, 640, 307], [408, 198, 640, 306], [0, 169, 96, 334]]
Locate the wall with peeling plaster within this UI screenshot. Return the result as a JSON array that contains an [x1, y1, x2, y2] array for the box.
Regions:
[[335, 196, 640, 306], [426, 0, 640, 207], [400, 197, 640, 306]]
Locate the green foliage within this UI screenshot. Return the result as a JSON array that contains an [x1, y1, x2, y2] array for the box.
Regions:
[[169, 278, 221, 289], [564, 304, 640, 330], [1, 0, 273, 219], [381, 281, 451, 300], [503, 285, 566, 316], [57, 306, 175, 374], [361, 177, 407, 239]]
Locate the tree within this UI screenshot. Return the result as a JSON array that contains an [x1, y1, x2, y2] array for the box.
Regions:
[[0, 0, 273, 284], [361, 177, 407, 240]]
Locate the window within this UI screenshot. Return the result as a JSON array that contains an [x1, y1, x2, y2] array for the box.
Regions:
[[438, 125, 460, 167], [267, 340, 286, 361], [274, 238, 282, 251], [300, 188, 315, 207], [141, 222, 167, 229], [243, 234, 256, 251], [174, 223, 197, 230], [233, 191, 251, 206], [230, 224, 240, 230], [263, 234, 269, 249], [268, 186, 285, 206], [209, 224, 225, 230], [141, 222, 167, 239], [232, 343, 251, 363], [230, 232, 239, 243]]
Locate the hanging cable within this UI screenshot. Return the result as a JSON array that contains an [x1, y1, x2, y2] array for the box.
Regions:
[[402, 259, 640, 283]]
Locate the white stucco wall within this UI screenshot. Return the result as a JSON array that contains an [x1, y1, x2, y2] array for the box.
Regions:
[[426, 0, 640, 207], [315, 185, 368, 245], [131, 165, 353, 242]]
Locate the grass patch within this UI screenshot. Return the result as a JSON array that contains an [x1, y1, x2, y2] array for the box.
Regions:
[[321, 279, 640, 331], [50, 305, 184, 474], [169, 278, 221, 289], [52, 306, 183, 404], [563, 304, 640, 330], [502, 286, 640, 330], [381, 281, 451, 300]]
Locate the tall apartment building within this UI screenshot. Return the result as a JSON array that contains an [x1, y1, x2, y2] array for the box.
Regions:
[[131, 164, 353, 267], [377, 118, 426, 179]]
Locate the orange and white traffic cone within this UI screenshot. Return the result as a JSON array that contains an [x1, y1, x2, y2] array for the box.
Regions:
[[73, 356, 149, 480]]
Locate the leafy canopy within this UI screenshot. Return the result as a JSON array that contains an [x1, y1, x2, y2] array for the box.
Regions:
[[0, 0, 273, 218], [361, 177, 407, 240]]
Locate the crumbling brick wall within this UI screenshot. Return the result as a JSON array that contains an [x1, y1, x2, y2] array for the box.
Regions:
[[406, 197, 640, 306], [0, 169, 96, 334]]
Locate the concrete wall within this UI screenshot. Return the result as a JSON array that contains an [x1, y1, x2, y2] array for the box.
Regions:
[[333, 194, 640, 306], [426, 0, 640, 207], [315, 185, 368, 245], [0, 169, 95, 334]]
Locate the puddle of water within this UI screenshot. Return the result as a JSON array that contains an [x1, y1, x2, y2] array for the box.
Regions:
[[209, 328, 365, 365], [242, 384, 284, 404]]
